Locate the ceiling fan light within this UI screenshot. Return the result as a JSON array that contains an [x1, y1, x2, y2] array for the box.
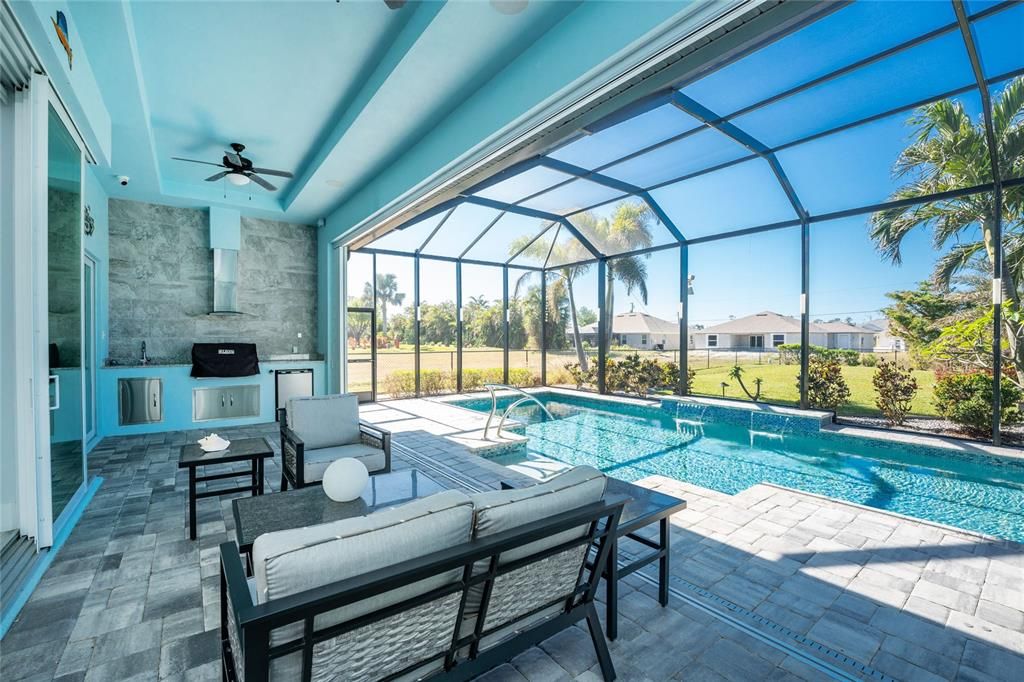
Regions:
[[227, 172, 250, 187]]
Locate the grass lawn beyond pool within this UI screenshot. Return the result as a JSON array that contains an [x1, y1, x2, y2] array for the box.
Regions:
[[691, 363, 938, 417]]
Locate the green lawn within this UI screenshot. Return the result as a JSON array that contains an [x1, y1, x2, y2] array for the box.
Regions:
[[691, 363, 939, 417]]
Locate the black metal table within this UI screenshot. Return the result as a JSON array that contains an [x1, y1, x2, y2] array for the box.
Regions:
[[601, 477, 686, 639], [502, 475, 686, 640], [178, 437, 274, 540], [233, 468, 448, 556]]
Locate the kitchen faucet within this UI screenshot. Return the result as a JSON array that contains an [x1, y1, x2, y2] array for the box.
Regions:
[[140, 340, 149, 366]]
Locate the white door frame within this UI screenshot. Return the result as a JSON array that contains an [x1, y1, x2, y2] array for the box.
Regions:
[[83, 250, 98, 446]]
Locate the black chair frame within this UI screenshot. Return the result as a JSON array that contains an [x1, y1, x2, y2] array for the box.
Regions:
[[278, 406, 392, 490], [220, 496, 626, 682]]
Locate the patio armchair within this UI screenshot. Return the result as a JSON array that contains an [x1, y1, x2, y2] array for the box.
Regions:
[[219, 466, 624, 681], [278, 394, 391, 490]]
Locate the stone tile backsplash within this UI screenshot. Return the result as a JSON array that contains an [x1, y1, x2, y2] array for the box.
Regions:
[[108, 199, 316, 364]]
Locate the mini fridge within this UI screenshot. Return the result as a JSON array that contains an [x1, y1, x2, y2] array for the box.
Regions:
[[275, 368, 314, 419]]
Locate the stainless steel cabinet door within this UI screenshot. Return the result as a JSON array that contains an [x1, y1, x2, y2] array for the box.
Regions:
[[118, 378, 163, 425], [193, 385, 260, 421]]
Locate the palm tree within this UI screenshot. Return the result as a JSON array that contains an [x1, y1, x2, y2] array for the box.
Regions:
[[871, 77, 1024, 385], [373, 273, 406, 333], [509, 201, 655, 370]]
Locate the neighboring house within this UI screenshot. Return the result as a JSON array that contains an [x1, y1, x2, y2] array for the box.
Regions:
[[576, 311, 688, 351], [691, 311, 880, 351], [817, 321, 876, 351], [863, 318, 907, 352]]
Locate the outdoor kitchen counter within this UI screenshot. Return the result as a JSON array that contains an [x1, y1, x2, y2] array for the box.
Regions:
[[97, 360, 326, 437]]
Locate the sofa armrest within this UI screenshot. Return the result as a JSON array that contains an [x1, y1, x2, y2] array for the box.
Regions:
[[220, 542, 254, 681], [359, 421, 391, 473], [279, 411, 306, 487]]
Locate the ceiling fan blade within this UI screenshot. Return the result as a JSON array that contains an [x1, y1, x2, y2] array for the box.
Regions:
[[172, 156, 225, 168], [248, 174, 277, 191], [205, 171, 230, 182], [224, 152, 242, 166], [250, 167, 294, 178], [384, 0, 406, 8]]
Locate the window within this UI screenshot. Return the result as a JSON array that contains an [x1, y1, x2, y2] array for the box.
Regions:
[[749, 335, 764, 349], [772, 334, 785, 348], [707, 334, 718, 348], [641, 335, 648, 346]]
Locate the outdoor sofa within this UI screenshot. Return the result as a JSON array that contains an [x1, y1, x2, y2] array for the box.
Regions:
[[278, 393, 391, 489], [219, 465, 624, 681]]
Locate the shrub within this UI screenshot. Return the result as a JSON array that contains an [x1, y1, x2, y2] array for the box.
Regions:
[[419, 370, 453, 395], [381, 370, 416, 398], [508, 368, 538, 388], [462, 367, 504, 391], [800, 355, 851, 411], [564, 362, 596, 389], [777, 343, 861, 366], [933, 373, 1023, 435], [860, 353, 879, 368], [872, 360, 918, 426]]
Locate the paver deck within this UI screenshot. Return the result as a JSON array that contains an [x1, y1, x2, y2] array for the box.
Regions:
[[2, 396, 1021, 681]]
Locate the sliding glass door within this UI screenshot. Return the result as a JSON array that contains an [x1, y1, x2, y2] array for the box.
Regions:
[[47, 104, 85, 522]]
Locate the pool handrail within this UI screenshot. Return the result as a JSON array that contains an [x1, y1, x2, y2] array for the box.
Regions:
[[483, 384, 554, 439]]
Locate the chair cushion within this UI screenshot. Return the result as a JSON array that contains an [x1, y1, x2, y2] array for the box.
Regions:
[[303, 443, 387, 482], [460, 466, 607, 646], [251, 490, 474, 680], [287, 394, 360, 450]]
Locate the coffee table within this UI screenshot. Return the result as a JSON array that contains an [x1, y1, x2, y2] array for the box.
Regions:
[[233, 468, 448, 556], [178, 436, 274, 540]]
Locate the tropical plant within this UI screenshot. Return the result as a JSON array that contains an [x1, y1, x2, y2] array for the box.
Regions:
[[728, 365, 763, 401], [509, 201, 655, 370], [934, 372, 1023, 434], [800, 355, 851, 411], [870, 77, 1024, 386], [872, 360, 918, 426], [373, 273, 406, 332]]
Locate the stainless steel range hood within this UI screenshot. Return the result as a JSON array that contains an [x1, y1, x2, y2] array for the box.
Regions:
[[210, 207, 243, 315], [212, 248, 240, 314]]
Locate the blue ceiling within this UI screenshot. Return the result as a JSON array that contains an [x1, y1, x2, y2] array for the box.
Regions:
[[72, 0, 581, 223]]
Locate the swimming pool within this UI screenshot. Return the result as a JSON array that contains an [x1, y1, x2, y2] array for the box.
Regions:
[[451, 391, 1024, 542]]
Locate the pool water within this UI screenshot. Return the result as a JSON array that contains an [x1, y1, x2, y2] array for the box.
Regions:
[[452, 393, 1024, 543]]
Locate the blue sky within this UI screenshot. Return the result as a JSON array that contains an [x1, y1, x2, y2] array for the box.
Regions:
[[352, 1, 1020, 330]]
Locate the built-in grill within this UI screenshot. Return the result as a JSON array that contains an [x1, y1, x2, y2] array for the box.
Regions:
[[190, 343, 260, 378]]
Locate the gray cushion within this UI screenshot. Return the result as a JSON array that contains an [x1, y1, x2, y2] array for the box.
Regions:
[[461, 466, 607, 645], [251, 489, 474, 680], [303, 443, 387, 482], [287, 394, 360, 450]]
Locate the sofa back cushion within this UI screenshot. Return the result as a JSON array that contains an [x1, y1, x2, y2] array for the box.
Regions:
[[251, 489, 474, 680], [287, 393, 360, 449], [466, 466, 607, 638]]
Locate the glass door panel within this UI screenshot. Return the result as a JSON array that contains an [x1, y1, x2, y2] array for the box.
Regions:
[[47, 104, 84, 520], [346, 308, 375, 402]]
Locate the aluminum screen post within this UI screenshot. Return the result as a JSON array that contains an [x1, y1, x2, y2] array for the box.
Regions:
[[800, 222, 810, 410], [456, 261, 463, 394], [503, 265, 510, 385], [414, 255, 421, 398], [679, 245, 689, 396], [541, 270, 547, 387], [597, 259, 608, 394]]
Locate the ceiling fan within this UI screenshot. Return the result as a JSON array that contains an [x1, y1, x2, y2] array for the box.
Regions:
[[172, 143, 293, 191]]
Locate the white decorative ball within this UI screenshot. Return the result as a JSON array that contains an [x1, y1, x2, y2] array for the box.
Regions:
[[322, 458, 369, 502]]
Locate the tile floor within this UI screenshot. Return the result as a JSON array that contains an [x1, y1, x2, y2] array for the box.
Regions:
[[1, 397, 1021, 681]]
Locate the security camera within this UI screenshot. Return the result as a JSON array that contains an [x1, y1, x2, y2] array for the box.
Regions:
[[118, 175, 130, 186]]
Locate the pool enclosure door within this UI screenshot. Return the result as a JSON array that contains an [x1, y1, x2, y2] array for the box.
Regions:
[[346, 307, 376, 403]]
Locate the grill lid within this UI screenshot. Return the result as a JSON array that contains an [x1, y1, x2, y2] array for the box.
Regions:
[[190, 343, 260, 378]]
